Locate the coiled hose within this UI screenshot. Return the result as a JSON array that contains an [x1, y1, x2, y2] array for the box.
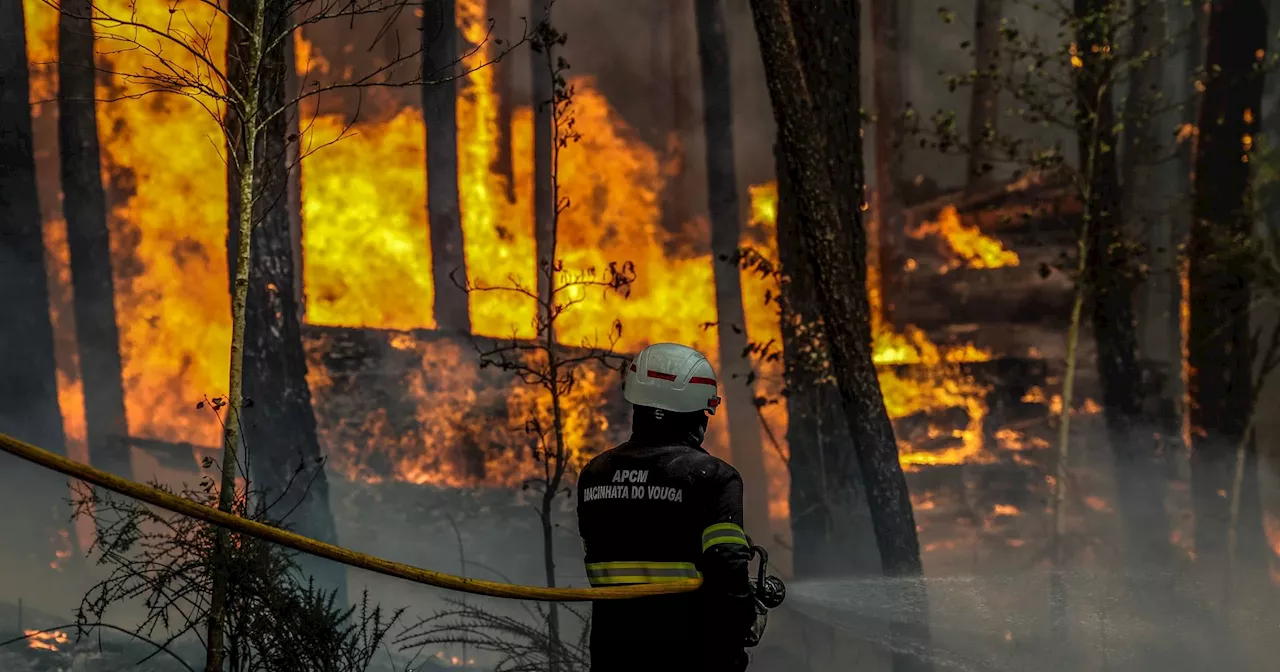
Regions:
[[0, 431, 701, 601]]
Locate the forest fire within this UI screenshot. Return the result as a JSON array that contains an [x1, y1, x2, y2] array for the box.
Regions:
[[908, 204, 1020, 272], [26, 0, 1028, 524]]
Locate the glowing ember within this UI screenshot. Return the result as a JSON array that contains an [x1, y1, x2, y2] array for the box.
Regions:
[[49, 528, 73, 571], [908, 205, 1020, 272], [24, 629, 69, 652]]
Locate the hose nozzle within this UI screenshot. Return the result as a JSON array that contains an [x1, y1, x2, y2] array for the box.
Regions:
[[748, 544, 787, 610]]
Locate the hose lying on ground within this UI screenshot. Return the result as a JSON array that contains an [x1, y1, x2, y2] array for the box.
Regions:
[[0, 431, 701, 601]]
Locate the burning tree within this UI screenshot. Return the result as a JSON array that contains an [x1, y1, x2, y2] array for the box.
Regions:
[[34, 1, 529, 669], [920, 0, 1194, 579], [400, 16, 633, 670]]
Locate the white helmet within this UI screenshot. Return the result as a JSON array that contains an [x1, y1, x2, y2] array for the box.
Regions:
[[623, 343, 721, 415]]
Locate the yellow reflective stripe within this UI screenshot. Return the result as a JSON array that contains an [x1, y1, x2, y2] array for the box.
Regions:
[[585, 561, 702, 586], [701, 522, 749, 552], [586, 561, 697, 570], [589, 575, 701, 585]]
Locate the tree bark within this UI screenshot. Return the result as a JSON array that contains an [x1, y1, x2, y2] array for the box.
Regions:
[[58, 0, 131, 479], [425, 0, 471, 333], [531, 0, 554, 308], [1180, 1, 1209, 186], [1188, 0, 1267, 571], [869, 0, 907, 324], [966, 0, 1002, 190], [749, 1, 931, 668], [1077, 0, 1171, 570], [1130, 0, 1185, 482], [694, 0, 771, 540], [235, 1, 348, 608], [285, 23, 304, 318], [776, 143, 881, 579], [0, 0, 70, 573], [664, 0, 696, 235]]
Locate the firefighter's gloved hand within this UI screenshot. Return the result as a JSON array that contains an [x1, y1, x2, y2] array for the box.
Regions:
[[743, 598, 769, 648]]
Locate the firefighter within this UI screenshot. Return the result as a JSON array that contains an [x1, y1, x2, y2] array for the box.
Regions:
[[577, 342, 764, 672]]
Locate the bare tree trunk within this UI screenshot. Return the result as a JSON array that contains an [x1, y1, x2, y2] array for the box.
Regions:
[[531, 0, 554, 308], [694, 0, 771, 540], [776, 143, 881, 579], [664, 0, 696, 234], [491, 0, 516, 202], [240, 7, 347, 608], [209, 0, 267, 667], [1116, 0, 1172, 568], [425, 0, 471, 333], [869, 0, 906, 324], [0, 0, 70, 574], [58, 0, 131, 479], [1079, 0, 1172, 572], [1189, 0, 1266, 574], [1050, 217, 1087, 661], [966, 0, 1002, 190], [750, 1, 932, 669], [1180, 1, 1209, 185], [285, 24, 304, 318]]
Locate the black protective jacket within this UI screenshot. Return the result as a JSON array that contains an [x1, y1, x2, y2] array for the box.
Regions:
[[577, 408, 757, 672]]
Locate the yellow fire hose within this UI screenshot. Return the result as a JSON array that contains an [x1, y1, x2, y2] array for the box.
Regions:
[[0, 431, 701, 601]]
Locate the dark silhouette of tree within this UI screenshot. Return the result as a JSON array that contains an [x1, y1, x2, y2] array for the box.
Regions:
[[425, 0, 471, 333], [774, 144, 881, 580], [1188, 0, 1268, 573], [57, 0, 131, 479], [0, 0, 71, 576], [531, 0, 554, 307], [869, 0, 907, 322], [694, 0, 771, 539], [748, 0, 932, 668], [966, 0, 1002, 191]]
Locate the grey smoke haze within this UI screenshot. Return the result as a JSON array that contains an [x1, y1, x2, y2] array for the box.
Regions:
[[5, 2, 1280, 671]]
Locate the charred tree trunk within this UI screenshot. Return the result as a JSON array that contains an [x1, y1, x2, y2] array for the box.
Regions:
[[0, 0, 70, 574], [491, 0, 516, 202], [285, 26, 304, 317], [1189, 0, 1267, 572], [531, 0, 554, 307], [752, 0, 932, 668], [967, 0, 1002, 190], [776, 144, 881, 579], [1076, 0, 1171, 571], [1122, 0, 1181, 568], [58, 0, 131, 478], [425, 0, 471, 333], [227, 0, 347, 606], [1129, 0, 1185, 482], [695, 0, 771, 540], [664, 0, 696, 234], [869, 0, 906, 324], [1180, 1, 1210, 186]]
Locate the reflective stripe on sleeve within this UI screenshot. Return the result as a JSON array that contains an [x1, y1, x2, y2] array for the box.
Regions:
[[584, 561, 702, 586], [701, 522, 749, 552]]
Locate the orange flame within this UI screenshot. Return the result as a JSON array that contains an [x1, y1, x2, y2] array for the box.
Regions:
[[909, 205, 1020, 272], [25, 0, 1008, 523], [24, 629, 69, 652]]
